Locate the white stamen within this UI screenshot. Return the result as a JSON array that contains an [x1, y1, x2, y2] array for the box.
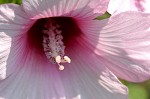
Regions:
[[55, 56, 61, 63], [59, 65, 65, 71], [42, 20, 71, 70], [64, 56, 71, 63]]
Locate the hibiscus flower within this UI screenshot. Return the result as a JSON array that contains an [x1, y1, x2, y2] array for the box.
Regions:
[[0, 0, 150, 99], [108, 0, 150, 14]]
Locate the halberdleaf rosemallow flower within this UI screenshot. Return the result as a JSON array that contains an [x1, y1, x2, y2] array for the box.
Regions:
[[0, 0, 150, 99], [108, 0, 150, 14]]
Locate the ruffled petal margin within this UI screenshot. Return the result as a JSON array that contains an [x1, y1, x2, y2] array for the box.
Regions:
[[22, 0, 109, 19]]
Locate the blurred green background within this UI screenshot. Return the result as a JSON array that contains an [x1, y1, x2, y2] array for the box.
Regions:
[[0, 0, 150, 99], [0, 0, 21, 4]]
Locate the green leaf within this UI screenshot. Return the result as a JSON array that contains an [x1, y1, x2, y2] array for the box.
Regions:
[[96, 12, 111, 20], [128, 84, 149, 99]]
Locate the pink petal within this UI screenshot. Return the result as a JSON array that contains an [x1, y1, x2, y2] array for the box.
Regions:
[[0, 34, 66, 98], [59, 37, 128, 99], [94, 12, 150, 82], [0, 31, 128, 99], [0, 19, 127, 98], [108, 0, 150, 15], [0, 4, 34, 80], [22, 0, 109, 19]]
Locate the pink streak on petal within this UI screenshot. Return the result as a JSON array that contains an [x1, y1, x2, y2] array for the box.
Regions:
[[134, 0, 145, 12]]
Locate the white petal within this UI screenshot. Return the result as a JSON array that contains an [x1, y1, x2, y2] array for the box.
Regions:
[[108, 0, 150, 15]]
